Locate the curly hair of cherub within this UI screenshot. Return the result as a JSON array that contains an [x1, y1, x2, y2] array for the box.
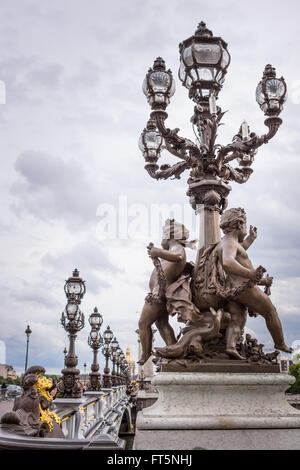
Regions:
[[220, 207, 246, 234]]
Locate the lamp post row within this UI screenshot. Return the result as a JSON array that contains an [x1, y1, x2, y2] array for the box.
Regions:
[[56, 268, 130, 398]]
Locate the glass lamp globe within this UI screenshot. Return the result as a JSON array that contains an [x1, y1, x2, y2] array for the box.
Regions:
[[103, 325, 113, 343], [178, 22, 230, 103], [256, 64, 287, 116], [139, 119, 163, 165], [143, 57, 175, 110], [89, 307, 103, 330], [64, 268, 86, 299], [66, 302, 78, 320]]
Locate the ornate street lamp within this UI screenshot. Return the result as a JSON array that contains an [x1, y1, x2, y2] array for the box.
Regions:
[[87, 307, 103, 391], [115, 347, 122, 385], [120, 357, 127, 385], [110, 336, 119, 387], [119, 351, 125, 384], [83, 362, 87, 386], [123, 360, 130, 386], [58, 269, 86, 398], [102, 325, 113, 388], [24, 325, 32, 372], [140, 21, 287, 271]]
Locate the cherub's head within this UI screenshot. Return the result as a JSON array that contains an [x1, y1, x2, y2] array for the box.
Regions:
[[161, 219, 196, 249], [220, 208, 247, 242]]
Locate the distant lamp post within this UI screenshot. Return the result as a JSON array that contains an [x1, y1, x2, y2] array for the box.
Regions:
[[115, 347, 122, 385], [123, 360, 130, 386], [87, 307, 103, 391], [102, 326, 113, 388], [110, 337, 119, 387], [119, 352, 125, 385], [24, 325, 32, 372], [83, 362, 87, 386], [58, 269, 86, 398]]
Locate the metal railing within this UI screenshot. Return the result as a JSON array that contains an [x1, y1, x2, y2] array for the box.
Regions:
[[53, 385, 131, 440]]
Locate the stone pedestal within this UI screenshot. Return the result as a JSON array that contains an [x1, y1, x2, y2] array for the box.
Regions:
[[134, 372, 300, 450]]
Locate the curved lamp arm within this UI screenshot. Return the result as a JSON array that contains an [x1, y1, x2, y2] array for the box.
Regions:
[[217, 116, 282, 167]]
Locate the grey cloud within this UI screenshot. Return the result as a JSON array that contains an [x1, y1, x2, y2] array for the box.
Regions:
[[25, 63, 63, 89], [41, 238, 122, 292], [11, 150, 109, 227], [0, 56, 65, 105], [67, 60, 100, 89]]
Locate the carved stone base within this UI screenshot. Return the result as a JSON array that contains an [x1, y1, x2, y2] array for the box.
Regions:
[[159, 359, 279, 373], [134, 372, 300, 450]]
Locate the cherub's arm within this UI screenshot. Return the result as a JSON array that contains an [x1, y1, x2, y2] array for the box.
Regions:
[[222, 240, 250, 278], [222, 239, 261, 282], [241, 225, 257, 251], [147, 244, 184, 262]]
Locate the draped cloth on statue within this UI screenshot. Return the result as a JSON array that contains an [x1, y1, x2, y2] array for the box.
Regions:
[[194, 243, 254, 301], [165, 273, 202, 324]]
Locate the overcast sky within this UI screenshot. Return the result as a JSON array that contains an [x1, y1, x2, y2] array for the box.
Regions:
[[0, 0, 299, 376]]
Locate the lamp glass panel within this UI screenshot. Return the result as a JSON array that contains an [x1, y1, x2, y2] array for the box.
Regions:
[[220, 49, 230, 68], [149, 71, 170, 92], [190, 68, 198, 82], [255, 83, 265, 105], [178, 61, 186, 81], [182, 45, 193, 66], [265, 79, 285, 99], [185, 75, 192, 88], [67, 282, 81, 294], [198, 68, 214, 81], [142, 77, 148, 95], [91, 330, 98, 341], [169, 78, 176, 96], [66, 303, 78, 315], [144, 131, 162, 149], [193, 43, 221, 64]]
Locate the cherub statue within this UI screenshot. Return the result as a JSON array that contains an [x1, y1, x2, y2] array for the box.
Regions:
[[138, 219, 198, 365], [0, 366, 63, 438], [193, 207, 292, 358]]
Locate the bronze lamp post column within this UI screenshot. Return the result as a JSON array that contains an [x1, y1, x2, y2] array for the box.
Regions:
[[24, 325, 32, 372]]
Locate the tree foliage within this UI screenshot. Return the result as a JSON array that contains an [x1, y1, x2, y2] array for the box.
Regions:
[[288, 362, 300, 394]]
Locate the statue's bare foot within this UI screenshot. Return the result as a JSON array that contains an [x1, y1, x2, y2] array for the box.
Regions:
[[137, 354, 150, 365], [274, 344, 293, 354], [225, 348, 246, 360]]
